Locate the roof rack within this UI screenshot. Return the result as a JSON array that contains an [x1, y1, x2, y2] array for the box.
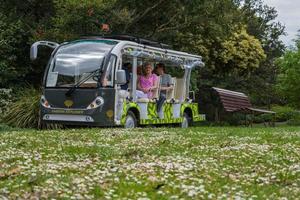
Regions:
[[81, 34, 171, 49]]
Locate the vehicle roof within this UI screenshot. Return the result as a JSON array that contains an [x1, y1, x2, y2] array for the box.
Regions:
[[82, 35, 171, 49], [73, 36, 204, 67], [79, 36, 202, 59]]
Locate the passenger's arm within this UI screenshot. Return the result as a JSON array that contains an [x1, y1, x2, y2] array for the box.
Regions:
[[150, 76, 159, 91], [161, 86, 172, 91], [160, 75, 173, 91]]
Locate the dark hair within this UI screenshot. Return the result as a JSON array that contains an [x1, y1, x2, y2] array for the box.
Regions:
[[142, 62, 153, 75], [143, 62, 152, 68], [156, 63, 166, 73], [123, 62, 132, 68]]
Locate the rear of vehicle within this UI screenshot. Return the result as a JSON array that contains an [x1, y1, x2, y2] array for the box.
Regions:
[[116, 45, 206, 128]]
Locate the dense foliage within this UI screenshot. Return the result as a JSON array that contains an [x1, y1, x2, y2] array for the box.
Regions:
[[0, 0, 286, 106], [276, 37, 300, 108], [0, 89, 13, 118]]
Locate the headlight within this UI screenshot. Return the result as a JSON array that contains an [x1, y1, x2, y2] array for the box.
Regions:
[[41, 95, 51, 108], [87, 97, 104, 109]]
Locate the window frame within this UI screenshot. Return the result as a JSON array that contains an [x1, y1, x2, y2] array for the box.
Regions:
[[100, 54, 117, 88]]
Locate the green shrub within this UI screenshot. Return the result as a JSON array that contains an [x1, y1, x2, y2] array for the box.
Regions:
[[0, 88, 14, 119], [271, 105, 295, 122], [226, 112, 275, 126], [252, 113, 273, 124], [225, 113, 247, 126], [287, 111, 300, 126]]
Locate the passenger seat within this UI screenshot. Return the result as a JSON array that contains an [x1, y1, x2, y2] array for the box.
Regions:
[[166, 77, 176, 103], [174, 78, 186, 102]]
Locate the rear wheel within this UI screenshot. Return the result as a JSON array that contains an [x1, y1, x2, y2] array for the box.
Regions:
[[181, 112, 192, 128], [124, 111, 137, 128]]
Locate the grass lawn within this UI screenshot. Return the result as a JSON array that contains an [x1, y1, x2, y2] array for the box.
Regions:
[[0, 126, 300, 199]]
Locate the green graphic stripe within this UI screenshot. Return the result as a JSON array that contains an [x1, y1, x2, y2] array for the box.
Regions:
[[140, 118, 182, 125], [193, 114, 206, 122], [164, 103, 173, 119], [147, 103, 157, 119], [122, 101, 206, 125]]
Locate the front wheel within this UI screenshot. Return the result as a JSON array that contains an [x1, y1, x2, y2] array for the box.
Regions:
[[124, 111, 137, 128]]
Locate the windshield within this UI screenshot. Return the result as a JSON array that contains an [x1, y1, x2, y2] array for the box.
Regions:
[[46, 40, 117, 88]]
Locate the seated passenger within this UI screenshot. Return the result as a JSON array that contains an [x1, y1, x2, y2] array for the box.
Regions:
[[155, 63, 173, 112], [153, 65, 159, 76], [137, 63, 158, 99], [137, 65, 142, 76], [121, 63, 132, 90], [135, 65, 143, 97]]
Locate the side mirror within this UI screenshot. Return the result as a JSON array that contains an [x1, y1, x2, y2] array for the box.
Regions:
[[116, 70, 127, 85], [30, 43, 38, 61], [30, 41, 59, 61]]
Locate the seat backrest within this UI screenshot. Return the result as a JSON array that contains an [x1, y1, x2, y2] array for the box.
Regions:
[[166, 77, 176, 100], [174, 78, 186, 102]]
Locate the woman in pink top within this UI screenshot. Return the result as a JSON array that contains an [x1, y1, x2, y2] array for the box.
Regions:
[[137, 63, 158, 98]]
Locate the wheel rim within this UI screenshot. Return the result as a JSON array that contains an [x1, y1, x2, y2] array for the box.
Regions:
[[125, 115, 135, 128], [181, 116, 189, 128]]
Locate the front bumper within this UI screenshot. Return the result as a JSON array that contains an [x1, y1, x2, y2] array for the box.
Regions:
[[43, 114, 94, 122], [41, 107, 115, 126]]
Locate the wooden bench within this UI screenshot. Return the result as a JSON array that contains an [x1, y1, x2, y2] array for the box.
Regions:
[[212, 87, 276, 126]]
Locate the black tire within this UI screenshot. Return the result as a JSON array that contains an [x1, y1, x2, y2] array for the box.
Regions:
[[124, 111, 137, 128], [181, 112, 192, 128]]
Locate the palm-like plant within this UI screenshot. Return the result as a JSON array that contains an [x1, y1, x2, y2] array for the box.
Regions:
[[3, 87, 62, 129]]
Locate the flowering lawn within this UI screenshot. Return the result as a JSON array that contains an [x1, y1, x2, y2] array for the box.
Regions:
[[0, 126, 300, 199]]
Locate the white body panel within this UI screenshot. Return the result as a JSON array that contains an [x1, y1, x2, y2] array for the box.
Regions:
[[109, 40, 203, 124]]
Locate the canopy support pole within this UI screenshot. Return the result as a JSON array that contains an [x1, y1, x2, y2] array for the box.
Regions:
[[132, 56, 137, 102]]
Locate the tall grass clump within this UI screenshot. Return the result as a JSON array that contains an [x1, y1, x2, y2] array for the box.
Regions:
[[3, 87, 41, 128], [3, 87, 63, 129]]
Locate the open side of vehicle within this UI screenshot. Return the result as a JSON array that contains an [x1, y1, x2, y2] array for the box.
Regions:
[[31, 35, 206, 128]]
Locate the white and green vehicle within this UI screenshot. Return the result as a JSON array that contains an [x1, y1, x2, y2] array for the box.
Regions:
[[31, 35, 205, 128]]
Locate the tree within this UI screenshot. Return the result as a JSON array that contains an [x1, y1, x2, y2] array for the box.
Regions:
[[238, 0, 285, 106], [220, 28, 266, 71], [0, 0, 55, 87], [276, 35, 300, 108], [0, 0, 286, 111], [0, 13, 29, 87]]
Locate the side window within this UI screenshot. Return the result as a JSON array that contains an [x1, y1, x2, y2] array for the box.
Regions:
[[120, 55, 133, 90], [103, 55, 116, 87]]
